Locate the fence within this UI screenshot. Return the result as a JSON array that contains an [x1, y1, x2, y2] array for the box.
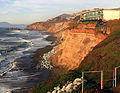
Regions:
[[81, 66, 120, 93]]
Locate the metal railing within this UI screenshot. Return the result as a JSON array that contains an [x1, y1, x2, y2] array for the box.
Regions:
[[81, 66, 120, 93]]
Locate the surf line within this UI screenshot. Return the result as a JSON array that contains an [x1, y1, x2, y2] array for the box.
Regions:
[[0, 62, 15, 77]]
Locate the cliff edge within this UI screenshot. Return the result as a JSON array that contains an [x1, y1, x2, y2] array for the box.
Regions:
[[47, 22, 107, 70], [31, 20, 120, 93]]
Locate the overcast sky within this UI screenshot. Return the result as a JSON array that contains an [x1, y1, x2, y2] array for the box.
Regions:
[[0, 0, 120, 24]]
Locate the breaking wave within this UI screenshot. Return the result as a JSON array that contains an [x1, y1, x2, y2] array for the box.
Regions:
[[0, 29, 51, 92]]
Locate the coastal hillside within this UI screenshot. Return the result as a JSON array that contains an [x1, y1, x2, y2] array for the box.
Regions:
[[26, 9, 120, 93], [31, 20, 120, 93], [26, 21, 52, 31], [25, 13, 81, 31], [48, 22, 104, 70]]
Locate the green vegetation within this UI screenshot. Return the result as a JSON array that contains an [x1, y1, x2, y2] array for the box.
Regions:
[[31, 21, 120, 93], [67, 22, 80, 30], [82, 21, 91, 25], [82, 21, 98, 25], [67, 21, 97, 30], [95, 27, 99, 34], [95, 20, 120, 35]]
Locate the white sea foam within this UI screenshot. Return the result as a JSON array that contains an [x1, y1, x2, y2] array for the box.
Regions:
[[12, 30, 21, 33], [0, 56, 5, 62], [12, 30, 29, 34], [43, 34, 49, 38], [0, 87, 11, 93], [0, 85, 21, 93], [0, 29, 51, 91], [31, 38, 51, 47], [5, 71, 26, 79], [0, 37, 18, 42], [19, 38, 34, 46]]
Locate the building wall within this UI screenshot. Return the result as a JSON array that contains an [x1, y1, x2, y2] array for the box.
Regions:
[[81, 11, 102, 21], [103, 10, 120, 21]]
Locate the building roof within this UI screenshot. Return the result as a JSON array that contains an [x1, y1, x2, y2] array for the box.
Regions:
[[81, 8, 120, 15], [103, 9, 120, 11]]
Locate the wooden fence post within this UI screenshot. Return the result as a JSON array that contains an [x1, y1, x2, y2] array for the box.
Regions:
[[115, 68, 117, 88], [82, 72, 84, 93], [113, 70, 115, 88], [101, 71, 103, 90]]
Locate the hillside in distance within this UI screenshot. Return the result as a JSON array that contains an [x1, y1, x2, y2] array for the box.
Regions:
[[26, 13, 81, 30], [0, 22, 26, 29]]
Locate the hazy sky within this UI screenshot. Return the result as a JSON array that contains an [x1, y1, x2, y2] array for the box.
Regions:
[[0, 0, 120, 24]]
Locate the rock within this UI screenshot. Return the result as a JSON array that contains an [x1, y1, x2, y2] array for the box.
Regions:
[[73, 78, 82, 85], [26, 21, 51, 31], [65, 83, 73, 92], [54, 86, 60, 90], [48, 77, 84, 93], [36, 46, 56, 69], [7, 90, 12, 93], [73, 85, 77, 90], [61, 86, 66, 92], [52, 90, 57, 93], [67, 89, 73, 93], [57, 90, 62, 93]]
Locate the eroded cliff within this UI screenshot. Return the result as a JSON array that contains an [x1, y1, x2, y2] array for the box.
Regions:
[[27, 18, 109, 71], [30, 20, 120, 93], [26, 22, 52, 31], [48, 22, 107, 70]]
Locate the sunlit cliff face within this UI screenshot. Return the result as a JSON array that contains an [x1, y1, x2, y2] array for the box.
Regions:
[[47, 23, 106, 70]]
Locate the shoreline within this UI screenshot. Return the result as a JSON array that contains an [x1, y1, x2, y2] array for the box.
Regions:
[[32, 35, 57, 64], [12, 33, 58, 93], [0, 30, 54, 93], [10, 32, 55, 93], [30, 33, 69, 91]]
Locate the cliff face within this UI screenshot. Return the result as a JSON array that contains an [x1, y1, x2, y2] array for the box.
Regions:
[[48, 23, 106, 70], [46, 21, 73, 42], [47, 21, 71, 33], [25, 21, 70, 31], [27, 15, 111, 71], [26, 22, 52, 31]]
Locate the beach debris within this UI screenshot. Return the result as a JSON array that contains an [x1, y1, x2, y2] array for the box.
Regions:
[[47, 77, 87, 93]]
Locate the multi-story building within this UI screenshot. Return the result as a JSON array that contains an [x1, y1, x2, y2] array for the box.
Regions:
[[81, 9, 120, 21]]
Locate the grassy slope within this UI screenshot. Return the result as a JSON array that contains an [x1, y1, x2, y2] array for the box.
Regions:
[[31, 21, 120, 93], [78, 30, 120, 93]]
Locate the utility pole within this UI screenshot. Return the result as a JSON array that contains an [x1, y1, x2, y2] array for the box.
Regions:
[[101, 71, 103, 90], [82, 72, 84, 93]]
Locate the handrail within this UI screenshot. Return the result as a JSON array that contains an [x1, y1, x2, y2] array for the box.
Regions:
[[81, 65, 120, 93]]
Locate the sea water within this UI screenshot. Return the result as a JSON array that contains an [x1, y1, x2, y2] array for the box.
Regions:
[[0, 28, 51, 93]]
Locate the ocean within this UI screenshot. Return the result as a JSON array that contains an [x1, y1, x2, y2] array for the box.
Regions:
[[0, 28, 51, 93]]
